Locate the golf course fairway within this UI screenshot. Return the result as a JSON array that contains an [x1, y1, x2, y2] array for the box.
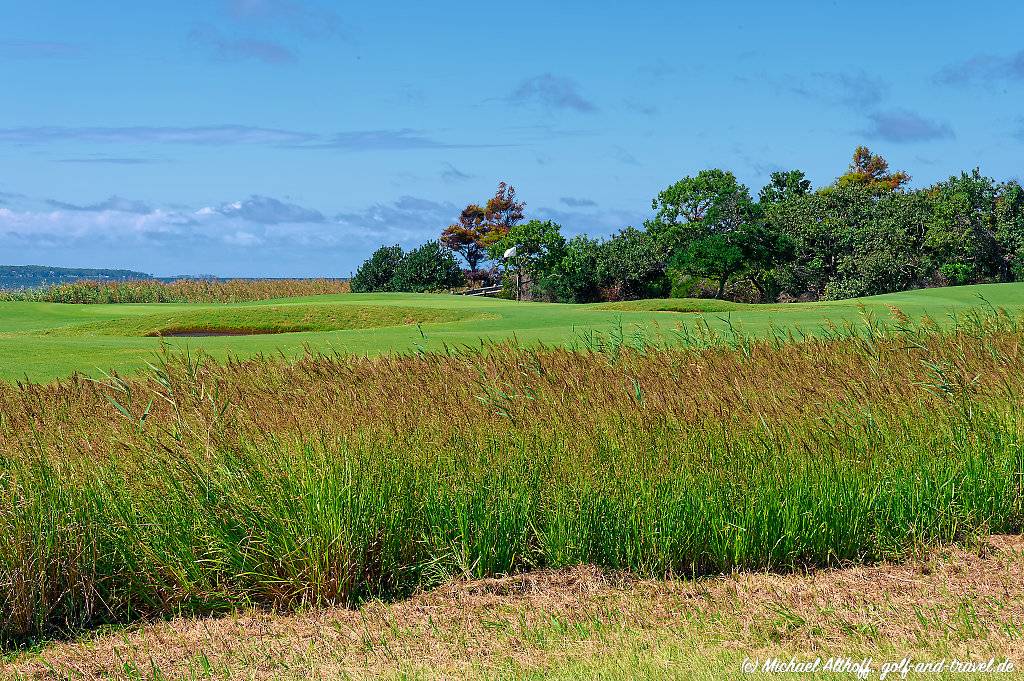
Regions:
[[1, 282, 1021, 383]]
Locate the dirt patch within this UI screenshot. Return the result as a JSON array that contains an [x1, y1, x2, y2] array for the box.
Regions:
[[7, 536, 1024, 679]]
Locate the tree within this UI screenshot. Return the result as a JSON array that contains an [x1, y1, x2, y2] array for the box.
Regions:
[[759, 170, 811, 205], [441, 182, 525, 277], [391, 241, 465, 293], [835, 146, 910, 193], [765, 185, 873, 298], [671, 235, 745, 299], [486, 219, 566, 300], [645, 169, 760, 297], [995, 180, 1024, 281], [925, 169, 999, 283], [598, 227, 669, 300], [484, 182, 526, 232], [645, 169, 749, 254], [440, 204, 488, 273], [545, 235, 604, 303], [350, 244, 404, 293]]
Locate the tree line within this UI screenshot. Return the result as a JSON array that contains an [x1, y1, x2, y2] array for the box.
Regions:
[[351, 147, 1024, 302]]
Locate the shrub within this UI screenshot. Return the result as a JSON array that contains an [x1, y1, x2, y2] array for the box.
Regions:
[[391, 241, 465, 293], [940, 262, 972, 286], [351, 245, 405, 293], [598, 227, 669, 300]]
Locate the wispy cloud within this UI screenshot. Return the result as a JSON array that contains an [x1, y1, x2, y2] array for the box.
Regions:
[[189, 25, 296, 64], [55, 156, 169, 165], [535, 206, 647, 238], [610, 146, 640, 166], [0, 124, 317, 146], [222, 0, 344, 39], [862, 109, 955, 143], [937, 49, 1024, 85], [509, 74, 598, 113], [780, 70, 888, 109], [308, 129, 463, 150], [200, 195, 325, 224], [46, 196, 156, 214], [0, 124, 505, 152], [0, 41, 84, 59], [635, 60, 675, 81], [440, 163, 473, 182], [560, 196, 597, 208], [624, 100, 658, 116], [302, 129, 511, 151]]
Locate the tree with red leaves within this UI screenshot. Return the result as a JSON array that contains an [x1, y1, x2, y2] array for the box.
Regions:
[[441, 182, 525, 275], [836, 146, 910, 193]]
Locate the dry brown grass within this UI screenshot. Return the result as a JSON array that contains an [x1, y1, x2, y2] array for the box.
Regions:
[[6, 536, 1024, 679], [1, 279, 350, 304], [2, 325, 1021, 452]]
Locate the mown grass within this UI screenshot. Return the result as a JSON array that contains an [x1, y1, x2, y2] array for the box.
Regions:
[[595, 298, 745, 313], [2, 283, 1024, 383], [1, 308, 1023, 647], [50, 304, 488, 337], [0, 278, 350, 304]]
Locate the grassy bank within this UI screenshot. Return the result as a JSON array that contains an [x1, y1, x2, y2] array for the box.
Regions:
[[2, 310, 1023, 645]]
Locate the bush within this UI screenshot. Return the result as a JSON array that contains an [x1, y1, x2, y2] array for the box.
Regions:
[[939, 262, 972, 286], [598, 227, 669, 300], [351, 245, 405, 293], [543, 235, 604, 303], [391, 241, 465, 293]]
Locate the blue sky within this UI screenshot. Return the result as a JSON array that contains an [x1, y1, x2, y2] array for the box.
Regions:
[[1, 1, 1022, 276]]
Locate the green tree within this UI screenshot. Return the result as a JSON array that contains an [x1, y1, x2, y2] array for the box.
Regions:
[[544, 235, 604, 303], [391, 241, 465, 293], [645, 169, 750, 254], [766, 185, 875, 298], [995, 180, 1024, 281], [350, 244, 404, 293], [487, 219, 566, 300], [925, 169, 999, 283], [646, 169, 761, 298], [759, 170, 811, 205], [670, 234, 745, 298], [598, 227, 669, 300]]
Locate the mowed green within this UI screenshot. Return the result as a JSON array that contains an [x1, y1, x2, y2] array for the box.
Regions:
[[1, 282, 1023, 382]]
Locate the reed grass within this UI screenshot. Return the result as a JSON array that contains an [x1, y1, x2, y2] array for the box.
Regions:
[[0, 278, 350, 304], [1, 309, 1023, 645]]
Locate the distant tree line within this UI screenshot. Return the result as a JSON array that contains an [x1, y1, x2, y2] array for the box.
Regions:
[[0, 265, 152, 290], [351, 147, 1024, 302]]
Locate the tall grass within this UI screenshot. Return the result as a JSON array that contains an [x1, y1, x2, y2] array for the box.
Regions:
[[0, 278, 350, 304], [1, 310, 1023, 644]]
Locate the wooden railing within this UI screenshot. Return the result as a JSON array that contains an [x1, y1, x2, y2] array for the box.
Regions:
[[457, 285, 503, 297]]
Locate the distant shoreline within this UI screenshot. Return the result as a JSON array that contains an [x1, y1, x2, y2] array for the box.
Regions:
[[0, 265, 346, 290]]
